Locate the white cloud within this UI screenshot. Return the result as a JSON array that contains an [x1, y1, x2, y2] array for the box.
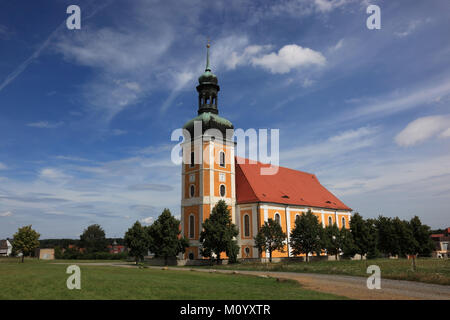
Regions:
[[39, 168, 71, 180], [226, 44, 270, 70], [440, 128, 450, 138], [313, 0, 349, 13], [0, 211, 12, 217], [340, 80, 450, 122], [140, 216, 154, 225], [395, 18, 432, 38], [27, 121, 64, 129], [329, 39, 344, 52], [0, 163, 7, 170], [282, 126, 378, 167], [251, 44, 326, 74], [395, 115, 450, 147]]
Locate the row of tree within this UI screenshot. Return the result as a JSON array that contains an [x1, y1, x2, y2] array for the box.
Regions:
[[124, 201, 240, 265], [254, 211, 435, 262], [124, 209, 189, 264], [10, 201, 435, 265]]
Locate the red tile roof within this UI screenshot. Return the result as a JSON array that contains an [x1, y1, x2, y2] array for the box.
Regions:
[[235, 157, 351, 211]]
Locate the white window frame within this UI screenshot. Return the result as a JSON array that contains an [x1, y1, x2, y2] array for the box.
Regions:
[[219, 150, 225, 167], [274, 212, 281, 225]]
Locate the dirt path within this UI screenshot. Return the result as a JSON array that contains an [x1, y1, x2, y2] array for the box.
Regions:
[[53, 262, 450, 300]]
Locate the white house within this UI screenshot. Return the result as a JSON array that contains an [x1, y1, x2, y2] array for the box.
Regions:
[[0, 239, 12, 256]]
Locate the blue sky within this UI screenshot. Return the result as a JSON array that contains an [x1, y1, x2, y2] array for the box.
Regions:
[[0, 0, 449, 239]]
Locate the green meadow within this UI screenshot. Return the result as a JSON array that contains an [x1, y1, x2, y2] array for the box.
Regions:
[[0, 258, 345, 300], [194, 258, 450, 285]]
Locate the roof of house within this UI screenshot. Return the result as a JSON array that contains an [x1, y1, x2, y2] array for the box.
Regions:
[[235, 157, 352, 211], [0, 240, 10, 249]]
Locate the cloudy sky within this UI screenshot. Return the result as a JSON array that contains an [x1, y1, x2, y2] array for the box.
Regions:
[[0, 0, 449, 239]]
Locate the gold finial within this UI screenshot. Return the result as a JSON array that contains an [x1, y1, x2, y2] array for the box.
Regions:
[[207, 38, 211, 48]]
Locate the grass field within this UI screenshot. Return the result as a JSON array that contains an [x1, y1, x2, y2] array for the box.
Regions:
[[0, 258, 345, 300], [193, 258, 450, 285]]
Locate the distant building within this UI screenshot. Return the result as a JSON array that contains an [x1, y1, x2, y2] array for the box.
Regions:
[[35, 248, 55, 260], [431, 227, 450, 258], [67, 244, 85, 253], [107, 240, 126, 254], [0, 239, 12, 256]]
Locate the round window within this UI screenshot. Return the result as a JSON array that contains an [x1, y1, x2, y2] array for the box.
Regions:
[[188, 253, 194, 260]]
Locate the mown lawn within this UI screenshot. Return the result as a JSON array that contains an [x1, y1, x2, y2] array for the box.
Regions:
[[192, 258, 450, 285], [0, 259, 345, 300]]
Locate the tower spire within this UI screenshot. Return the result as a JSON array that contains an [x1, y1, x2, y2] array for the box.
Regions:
[[196, 40, 219, 115], [206, 39, 211, 71]]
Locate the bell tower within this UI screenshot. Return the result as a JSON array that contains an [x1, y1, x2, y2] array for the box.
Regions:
[[180, 42, 236, 260]]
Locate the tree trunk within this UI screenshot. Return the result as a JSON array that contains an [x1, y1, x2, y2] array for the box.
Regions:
[[269, 249, 272, 263], [21, 254, 24, 263], [135, 257, 138, 265], [305, 253, 308, 262], [165, 256, 168, 266], [412, 256, 416, 271], [216, 251, 221, 265]]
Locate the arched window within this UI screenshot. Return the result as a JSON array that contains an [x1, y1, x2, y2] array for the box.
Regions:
[[189, 215, 195, 239], [341, 217, 346, 228], [328, 216, 333, 226], [275, 213, 281, 225], [188, 252, 194, 260], [190, 151, 195, 167], [295, 214, 300, 223], [190, 185, 195, 198], [244, 247, 250, 257], [220, 184, 226, 197], [244, 214, 250, 237], [219, 151, 225, 167]]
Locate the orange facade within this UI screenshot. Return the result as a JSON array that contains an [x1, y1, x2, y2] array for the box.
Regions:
[[255, 206, 350, 258]]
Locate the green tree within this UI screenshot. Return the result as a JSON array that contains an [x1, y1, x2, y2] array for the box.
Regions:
[[226, 240, 240, 264], [54, 246, 63, 259], [392, 218, 418, 257], [200, 200, 239, 265], [12, 225, 40, 263], [366, 218, 379, 259], [254, 218, 286, 263], [322, 223, 344, 260], [148, 209, 189, 265], [349, 212, 371, 260], [79, 224, 108, 253], [340, 227, 356, 258], [410, 216, 434, 257], [124, 221, 151, 264], [375, 216, 397, 257], [289, 210, 322, 262]]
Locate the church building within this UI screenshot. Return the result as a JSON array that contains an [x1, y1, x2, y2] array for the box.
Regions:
[[180, 44, 352, 260]]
